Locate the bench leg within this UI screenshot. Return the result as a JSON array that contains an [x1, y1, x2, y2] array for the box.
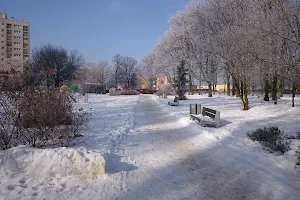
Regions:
[[215, 111, 220, 128]]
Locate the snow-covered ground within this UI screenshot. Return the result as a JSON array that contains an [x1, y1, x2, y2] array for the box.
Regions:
[[0, 94, 139, 200], [1, 93, 300, 200]]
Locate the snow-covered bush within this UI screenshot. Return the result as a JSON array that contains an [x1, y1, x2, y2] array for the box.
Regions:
[[247, 126, 291, 154]]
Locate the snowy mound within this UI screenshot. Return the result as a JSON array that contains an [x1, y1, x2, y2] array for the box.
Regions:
[[0, 146, 106, 181]]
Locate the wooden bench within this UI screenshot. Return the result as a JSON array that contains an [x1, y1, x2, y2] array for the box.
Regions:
[[159, 93, 168, 98], [190, 106, 220, 128], [168, 96, 179, 106]]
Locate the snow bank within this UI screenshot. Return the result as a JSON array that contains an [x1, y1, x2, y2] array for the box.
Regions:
[[0, 146, 106, 181]]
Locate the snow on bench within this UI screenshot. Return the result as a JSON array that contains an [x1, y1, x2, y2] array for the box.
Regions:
[[190, 104, 220, 128], [159, 93, 168, 98], [168, 96, 179, 106]]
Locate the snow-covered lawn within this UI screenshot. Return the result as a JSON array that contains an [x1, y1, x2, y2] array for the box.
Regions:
[[1, 93, 300, 200], [0, 94, 139, 200], [156, 94, 300, 172]]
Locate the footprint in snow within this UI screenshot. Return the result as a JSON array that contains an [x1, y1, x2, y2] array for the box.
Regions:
[[32, 192, 38, 196], [7, 185, 15, 190]]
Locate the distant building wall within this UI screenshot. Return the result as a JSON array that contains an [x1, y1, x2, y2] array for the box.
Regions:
[[0, 13, 30, 73]]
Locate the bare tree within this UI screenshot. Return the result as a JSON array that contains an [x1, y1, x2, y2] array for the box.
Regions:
[[31, 44, 84, 87], [121, 56, 138, 89], [86, 61, 112, 85], [112, 54, 123, 87]]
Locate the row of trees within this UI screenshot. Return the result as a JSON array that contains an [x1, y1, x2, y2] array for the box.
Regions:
[[75, 54, 138, 89], [146, 0, 300, 109], [29, 45, 139, 89]]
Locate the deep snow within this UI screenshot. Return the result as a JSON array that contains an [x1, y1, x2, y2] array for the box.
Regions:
[[0, 93, 300, 200]]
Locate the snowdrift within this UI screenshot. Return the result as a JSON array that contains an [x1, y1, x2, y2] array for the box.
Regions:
[[0, 146, 106, 181]]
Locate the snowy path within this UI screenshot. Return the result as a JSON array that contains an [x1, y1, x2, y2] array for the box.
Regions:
[[113, 95, 300, 200]]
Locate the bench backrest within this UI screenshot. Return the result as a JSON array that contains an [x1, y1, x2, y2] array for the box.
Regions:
[[202, 107, 217, 119], [190, 104, 201, 115], [174, 96, 179, 102]]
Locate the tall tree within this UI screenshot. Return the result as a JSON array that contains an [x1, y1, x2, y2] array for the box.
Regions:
[[121, 56, 138, 89], [31, 44, 84, 87], [112, 54, 123, 87]]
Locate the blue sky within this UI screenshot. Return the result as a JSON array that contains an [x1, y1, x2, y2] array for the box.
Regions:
[[2, 0, 190, 63]]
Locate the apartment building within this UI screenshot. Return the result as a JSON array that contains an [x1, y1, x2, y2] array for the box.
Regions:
[[0, 13, 30, 73]]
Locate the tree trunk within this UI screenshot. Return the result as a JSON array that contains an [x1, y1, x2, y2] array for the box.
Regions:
[[55, 70, 60, 87], [243, 84, 249, 110], [115, 69, 118, 87], [240, 80, 244, 99], [292, 83, 296, 107], [208, 82, 213, 97], [263, 78, 270, 101], [232, 80, 236, 96], [188, 73, 194, 95], [212, 84, 216, 95], [176, 60, 187, 100], [199, 71, 201, 95], [227, 80, 231, 96], [235, 79, 249, 110], [279, 79, 284, 97], [272, 76, 277, 104]]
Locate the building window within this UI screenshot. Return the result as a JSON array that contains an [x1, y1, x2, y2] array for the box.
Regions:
[[6, 24, 12, 29], [7, 30, 12, 35]]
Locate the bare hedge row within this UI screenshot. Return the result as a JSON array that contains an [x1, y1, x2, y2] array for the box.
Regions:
[[0, 75, 88, 150]]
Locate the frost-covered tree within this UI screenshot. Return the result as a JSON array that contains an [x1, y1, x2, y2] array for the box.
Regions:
[[149, 0, 300, 109]]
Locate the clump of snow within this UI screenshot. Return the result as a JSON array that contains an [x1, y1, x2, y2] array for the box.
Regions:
[[0, 146, 106, 181]]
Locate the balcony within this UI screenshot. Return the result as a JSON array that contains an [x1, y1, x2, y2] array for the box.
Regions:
[[23, 26, 28, 31], [6, 24, 12, 29]]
